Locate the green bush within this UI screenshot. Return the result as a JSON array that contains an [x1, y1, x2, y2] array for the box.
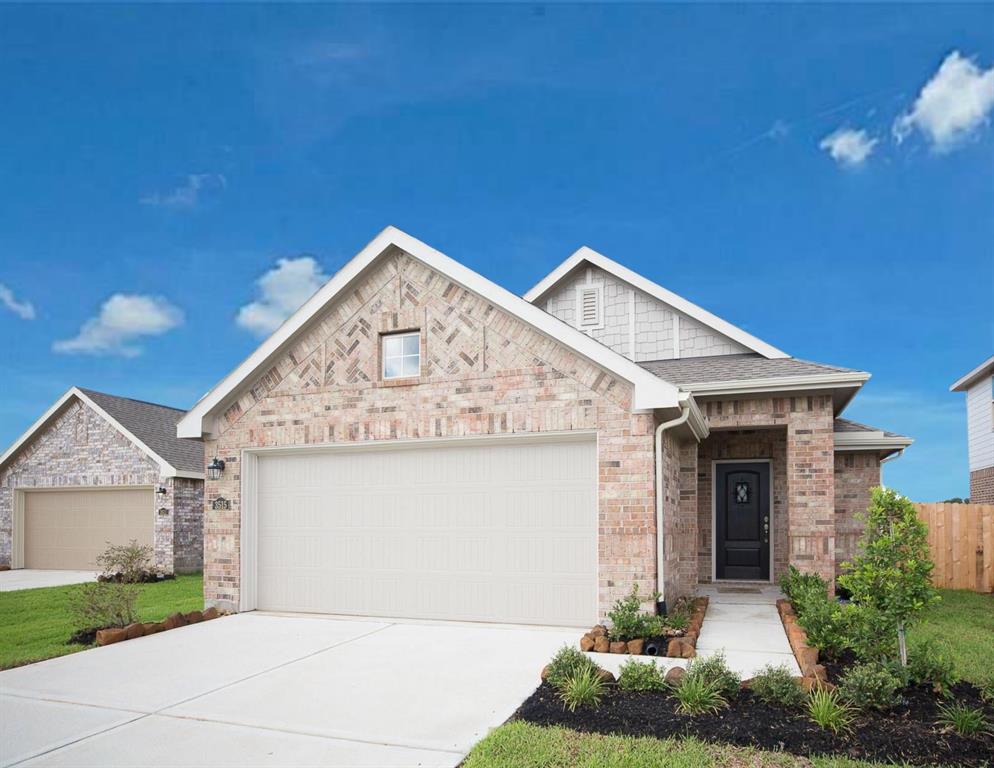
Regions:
[[936, 701, 991, 737], [838, 487, 939, 666], [672, 674, 726, 715], [750, 664, 806, 708], [68, 581, 139, 630], [807, 688, 855, 734], [780, 565, 828, 604], [558, 667, 606, 712], [907, 639, 959, 696], [686, 651, 740, 699], [837, 662, 902, 711], [546, 645, 599, 691], [779, 566, 849, 660], [617, 659, 667, 692], [96, 539, 156, 583], [841, 602, 898, 662], [607, 584, 663, 641]]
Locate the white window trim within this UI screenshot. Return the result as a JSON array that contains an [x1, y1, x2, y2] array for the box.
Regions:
[[382, 331, 421, 380], [575, 283, 604, 332]]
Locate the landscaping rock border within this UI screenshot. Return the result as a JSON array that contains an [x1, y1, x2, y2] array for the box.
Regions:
[[775, 597, 830, 690], [579, 596, 709, 660], [95, 607, 224, 646]]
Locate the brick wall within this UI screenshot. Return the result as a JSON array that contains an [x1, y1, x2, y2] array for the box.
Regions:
[[204, 250, 658, 618], [696, 428, 789, 583], [834, 451, 880, 571], [970, 466, 994, 504], [0, 398, 202, 573], [699, 395, 836, 585], [172, 477, 204, 572]]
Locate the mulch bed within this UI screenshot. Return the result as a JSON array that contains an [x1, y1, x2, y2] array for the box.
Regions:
[[97, 572, 174, 584], [514, 680, 994, 767]]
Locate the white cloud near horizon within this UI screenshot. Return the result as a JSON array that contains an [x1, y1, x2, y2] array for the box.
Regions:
[[236, 256, 328, 337], [893, 51, 994, 152], [53, 294, 183, 357], [819, 127, 879, 167], [140, 173, 227, 208], [0, 283, 36, 319]]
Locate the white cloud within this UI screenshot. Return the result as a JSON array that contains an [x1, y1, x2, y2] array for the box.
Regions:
[[766, 119, 790, 140], [893, 51, 994, 152], [236, 256, 328, 336], [0, 283, 35, 319], [53, 294, 183, 357], [819, 127, 879, 167], [140, 173, 227, 208]]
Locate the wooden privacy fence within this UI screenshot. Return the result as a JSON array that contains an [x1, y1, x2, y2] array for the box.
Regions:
[[914, 503, 994, 593]]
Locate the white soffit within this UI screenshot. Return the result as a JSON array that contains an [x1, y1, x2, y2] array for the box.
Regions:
[[177, 227, 684, 438], [524, 246, 789, 360]]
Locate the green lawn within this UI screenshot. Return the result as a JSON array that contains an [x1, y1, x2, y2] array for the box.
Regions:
[[0, 572, 203, 670], [908, 587, 994, 684], [463, 722, 912, 768]]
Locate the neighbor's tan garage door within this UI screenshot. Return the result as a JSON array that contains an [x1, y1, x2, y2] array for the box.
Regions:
[[24, 488, 154, 570], [255, 436, 598, 626]]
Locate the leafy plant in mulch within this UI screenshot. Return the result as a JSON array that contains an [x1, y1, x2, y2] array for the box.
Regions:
[[807, 687, 855, 734], [96, 539, 162, 583], [546, 644, 599, 690], [617, 659, 667, 692], [749, 664, 806, 708], [684, 651, 740, 699], [937, 701, 992, 737], [67, 581, 139, 642], [558, 667, 607, 712], [837, 661, 903, 711], [838, 487, 939, 666], [672, 673, 727, 715], [908, 638, 960, 696], [606, 585, 663, 641]]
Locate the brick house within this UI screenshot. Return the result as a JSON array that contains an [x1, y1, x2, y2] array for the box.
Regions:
[[178, 227, 910, 623], [951, 356, 994, 503], [0, 387, 204, 573]]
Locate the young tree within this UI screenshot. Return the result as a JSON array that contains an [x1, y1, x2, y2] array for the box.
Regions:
[[838, 487, 938, 666]]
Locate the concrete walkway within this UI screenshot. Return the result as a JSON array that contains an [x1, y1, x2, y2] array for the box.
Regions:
[[695, 583, 800, 678], [0, 570, 98, 592], [0, 612, 578, 767]]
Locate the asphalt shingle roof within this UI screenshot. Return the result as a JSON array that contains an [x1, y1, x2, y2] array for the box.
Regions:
[[79, 389, 203, 473], [637, 353, 858, 386], [833, 417, 904, 439]]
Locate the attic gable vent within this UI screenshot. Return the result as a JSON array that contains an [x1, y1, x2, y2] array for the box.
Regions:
[[576, 285, 603, 330]]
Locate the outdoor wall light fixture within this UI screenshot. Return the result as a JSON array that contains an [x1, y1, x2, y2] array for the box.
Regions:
[[156, 486, 167, 495], [207, 457, 225, 481]]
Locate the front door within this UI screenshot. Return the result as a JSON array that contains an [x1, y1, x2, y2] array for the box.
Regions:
[[715, 462, 770, 580]]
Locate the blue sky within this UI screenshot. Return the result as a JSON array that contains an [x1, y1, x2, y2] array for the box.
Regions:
[[1, 4, 991, 501]]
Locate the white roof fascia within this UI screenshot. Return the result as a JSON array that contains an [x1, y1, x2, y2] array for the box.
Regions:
[[0, 387, 183, 479], [834, 432, 913, 452], [682, 371, 871, 397], [524, 246, 789, 360], [177, 227, 681, 438], [950, 355, 994, 392]]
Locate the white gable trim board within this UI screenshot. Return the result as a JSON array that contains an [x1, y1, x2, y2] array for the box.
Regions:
[[0, 387, 201, 480], [178, 227, 687, 439], [525, 246, 789, 360]]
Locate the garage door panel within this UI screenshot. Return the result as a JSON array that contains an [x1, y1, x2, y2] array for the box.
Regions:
[[255, 437, 597, 625], [24, 488, 154, 570]]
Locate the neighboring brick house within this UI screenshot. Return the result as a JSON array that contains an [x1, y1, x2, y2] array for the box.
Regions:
[[951, 356, 994, 504], [178, 227, 910, 622], [0, 387, 204, 573]]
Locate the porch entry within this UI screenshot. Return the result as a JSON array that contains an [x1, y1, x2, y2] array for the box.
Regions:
[[715, 461, 770, 581]]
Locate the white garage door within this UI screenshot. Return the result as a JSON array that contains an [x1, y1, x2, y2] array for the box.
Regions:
[[254, 436, 597, 626]]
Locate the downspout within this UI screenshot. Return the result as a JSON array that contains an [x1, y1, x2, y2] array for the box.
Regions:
[[878, 448, 905, 490], [654, 402, 692, 616]]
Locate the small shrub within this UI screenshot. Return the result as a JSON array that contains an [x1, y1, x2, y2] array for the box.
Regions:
[[618, 659, 667, 692], [750, 664, 806, 708], [546, 644, 598, 691], [663, 608, 689, 632], [841, 603, 898, 662], [686, 651, 741, 699], [936, 701, 991, 737], [68, 581, 139, 631], [607, 584, 662, 641], [96, 539, 155, 583], [780, 565, 828, 604], [807, 688, 855, 734], [673, 674, 726, 715], [907, 639, 959, 696], [559, 667, 606, 712], [837, 662, 902, 711], [780, 567, 848, 660]]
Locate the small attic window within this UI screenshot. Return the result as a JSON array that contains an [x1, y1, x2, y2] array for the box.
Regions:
[[576, 285, 603, 330]]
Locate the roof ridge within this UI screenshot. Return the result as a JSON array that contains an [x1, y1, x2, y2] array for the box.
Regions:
[[77, 387, 188, 415]]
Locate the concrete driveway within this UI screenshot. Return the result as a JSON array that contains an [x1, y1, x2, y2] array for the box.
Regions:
[[0, 613, 577, 767], [0, 570, 98, 592]]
